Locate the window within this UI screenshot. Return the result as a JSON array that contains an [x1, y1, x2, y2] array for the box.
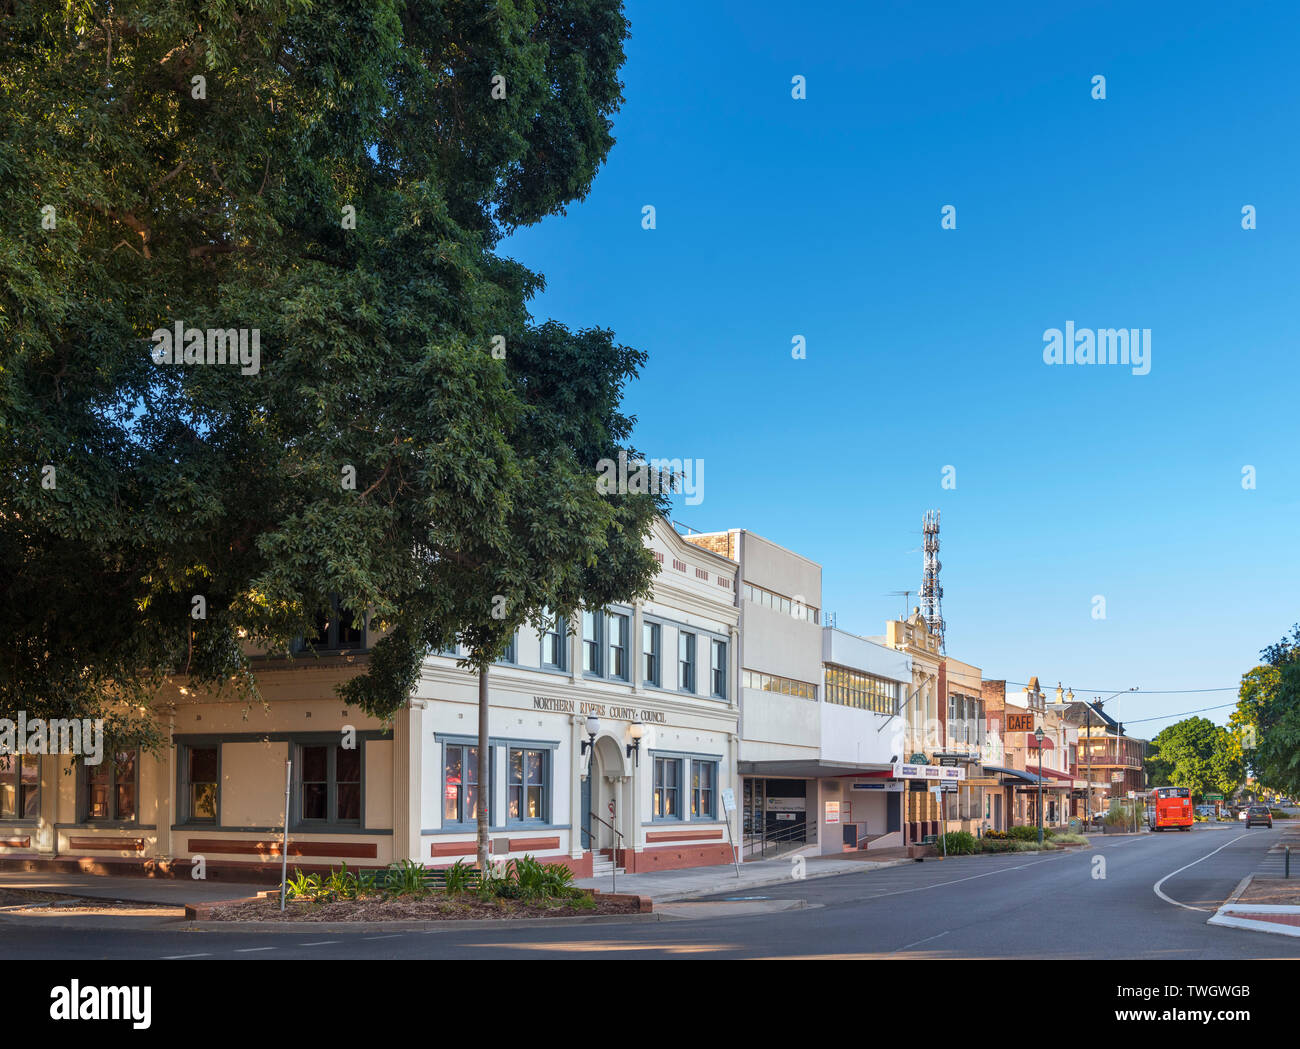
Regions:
[[678, 632, 696, 692], [744, 669, 818, 701], [500, 632, 517, 664], [823, 665, 894, 712], [582, 610, 602, 674], [654, 757, 682, 819], [607, 612, 630, 681], [85, 749, 137, 822], [643, 622, 661, 686], [298, 743, 361, 825], [443, 744, 480, 825], [742, 582, 820, 624], [540, 610, 566, 670], [184, 746, 218, 823], [307, 596, 365, 651], [691, 761, 717, 819], [0, 754, 39, 820], [509, 748, 548, 823], [710, 639, 727, 698]]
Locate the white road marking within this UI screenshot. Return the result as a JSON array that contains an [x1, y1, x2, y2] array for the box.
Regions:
[[235, 946, 277, 953], [1153, 833, 1250, 912], [363, 934, 404, 940], [160, 953, 211, 959], [299, 941, 340, 946], [897, 929, 949, 952]]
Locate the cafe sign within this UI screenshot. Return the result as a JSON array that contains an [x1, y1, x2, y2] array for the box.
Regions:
[[1005, 712, 1035, 733]]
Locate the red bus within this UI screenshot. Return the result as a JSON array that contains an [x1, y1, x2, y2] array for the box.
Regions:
[[1147, 786, 1193, 831]]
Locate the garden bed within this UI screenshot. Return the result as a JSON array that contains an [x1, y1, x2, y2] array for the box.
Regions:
[[205, 891, 640, 923]]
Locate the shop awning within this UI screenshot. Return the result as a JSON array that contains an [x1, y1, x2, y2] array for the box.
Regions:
[[1025, 764, 1074, 782], [983, 765, 1050, 785], [739, 759, 895, 779]]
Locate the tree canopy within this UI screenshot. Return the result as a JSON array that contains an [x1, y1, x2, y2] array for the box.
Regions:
[[1230, 626, 1300, 798], [0, 0, 662, 740], [1146, 716, 1243, 801]]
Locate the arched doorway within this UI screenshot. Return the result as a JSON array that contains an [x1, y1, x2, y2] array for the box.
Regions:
[[580, 734, 629, 858]]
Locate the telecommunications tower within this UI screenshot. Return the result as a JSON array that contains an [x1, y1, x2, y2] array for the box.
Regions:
[[920, 510, 945, 652]]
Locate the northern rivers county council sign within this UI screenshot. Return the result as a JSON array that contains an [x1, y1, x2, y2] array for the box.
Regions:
[[532, 695, 667, 724]]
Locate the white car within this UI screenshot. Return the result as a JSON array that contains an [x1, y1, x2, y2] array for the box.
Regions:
[[1238, 808, 1249, 820]]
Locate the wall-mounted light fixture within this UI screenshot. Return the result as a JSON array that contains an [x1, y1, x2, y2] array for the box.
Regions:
[[626, 719, 644, 766]]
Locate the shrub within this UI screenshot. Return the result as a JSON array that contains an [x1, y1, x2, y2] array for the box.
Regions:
[[936, 831, 977, 855], [1270, 809, 1292, 819], [384, 859, 430, 897], [980, 838, 1041, 853], [325, 862, 359, 901], [285, 868, 323, 901], [982, 829, 1008, 840], [1008, 825, 1046, 842], [442, 858, 476, 895]]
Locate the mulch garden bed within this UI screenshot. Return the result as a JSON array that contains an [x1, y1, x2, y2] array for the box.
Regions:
[[1236, 876, 1300, 908], [207, 891, 641, 922]]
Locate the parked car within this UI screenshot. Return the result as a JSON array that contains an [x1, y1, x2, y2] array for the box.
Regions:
[[1245, 805, 1273, 828], [1194, 805, 1216, 818], [1237, 807, 1249, 820]]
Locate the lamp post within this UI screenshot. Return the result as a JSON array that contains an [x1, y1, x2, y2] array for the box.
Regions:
[[1034, 725, 1045, 845], [580, 715, 599, 767]]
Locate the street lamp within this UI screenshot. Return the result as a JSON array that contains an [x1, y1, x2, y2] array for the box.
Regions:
[[626, 719, 644, 766], [580, 715, 600, 769], [1034, 725, 1045, 845]]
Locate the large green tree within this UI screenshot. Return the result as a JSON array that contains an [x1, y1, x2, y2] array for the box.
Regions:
[[1230, 626, 1300, 798], [1145, 716, 1243, 801], [1, 0, 661, 865]]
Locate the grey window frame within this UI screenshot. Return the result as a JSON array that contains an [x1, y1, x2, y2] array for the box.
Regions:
[[180, 743, 220, 825], [0, 753, 40, 822], [653, 755, 683, 821], [691, 759, 718, 819], [540, 612, 567, 671], [81, 748, 140, 825], [582, 609, 603, 676], [678, 632, 696, 693], [507, 746, 550, 825], [710, 638, 727, 699], [643, 620, 662, 687], [294, 739, 364, 829], [442, 741, 485, 828], [607, 610, 630, 682], [299, 595, 367, 653]]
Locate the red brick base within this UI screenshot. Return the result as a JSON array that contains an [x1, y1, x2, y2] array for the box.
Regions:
[[616, 842, 735, 873]]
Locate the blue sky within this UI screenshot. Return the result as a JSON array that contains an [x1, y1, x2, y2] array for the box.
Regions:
[[501, 0, 1300, 737]]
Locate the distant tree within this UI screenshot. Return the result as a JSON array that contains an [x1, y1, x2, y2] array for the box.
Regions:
[[1230, 626, 1300, 798], [1146, 716, 1243, 801]]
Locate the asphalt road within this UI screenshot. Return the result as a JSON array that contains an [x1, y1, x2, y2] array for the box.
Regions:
[[1, 824, 1296, 959]]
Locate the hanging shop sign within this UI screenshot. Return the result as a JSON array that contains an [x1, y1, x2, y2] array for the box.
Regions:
[[891, 762, 965, 782]]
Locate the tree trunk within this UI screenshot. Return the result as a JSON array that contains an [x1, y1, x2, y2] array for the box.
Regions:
[[477, 663, 490, 875]]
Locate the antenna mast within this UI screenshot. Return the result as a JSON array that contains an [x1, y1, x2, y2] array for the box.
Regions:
[[921, 510, 945, 651]]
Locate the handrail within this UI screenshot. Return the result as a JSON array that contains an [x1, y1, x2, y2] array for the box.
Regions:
[[587, 811, 624, 892], [587, 810, 624, 843]]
